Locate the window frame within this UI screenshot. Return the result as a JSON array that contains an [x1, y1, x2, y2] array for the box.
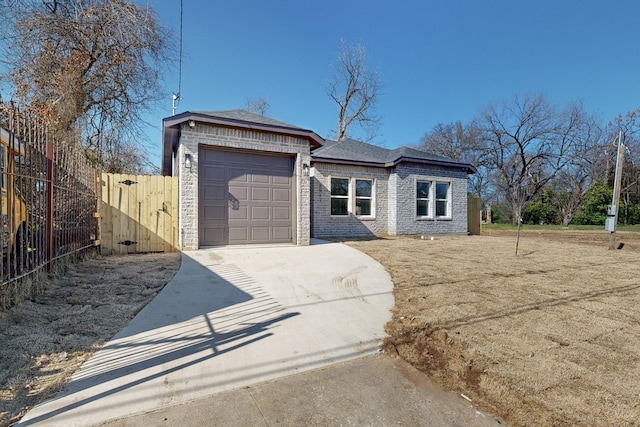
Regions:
[[435, 181, 451, 219], [330, 176, 350, 216], [354, 178, 374, 217], [416, 179, 452, 220], [329, 176, 376, 218], [416, 180, 431, 218]]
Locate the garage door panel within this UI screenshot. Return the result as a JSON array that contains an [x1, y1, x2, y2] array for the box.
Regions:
[[272, 188, 291, 202], [228, 227, 247, 242], [272, 206, 290, 220], [203, 205, 226, 221], [199, 147, 294, 246], [251, 206, 270, 220], [203, 227, 226, 244], [202, 165, 224, 181], [203, 184, 225, 201], [272, 227, 291, 240], [272, 175, 291, 185], [229, 185, 248, 201], [251, 227, 270, 241], [228, 168, 248, 182], [251, 172, 270, 184], [228, 206, 248, 220], [251, 187, 270, 201], [201, 149, 222, 163]]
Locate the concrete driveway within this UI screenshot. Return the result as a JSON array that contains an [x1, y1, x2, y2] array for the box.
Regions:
[[18, 240, 396, 426]]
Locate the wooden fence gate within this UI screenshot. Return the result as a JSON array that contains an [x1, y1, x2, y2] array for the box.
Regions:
[[99, 173, 179, 255], [467, 196, 482, 235]]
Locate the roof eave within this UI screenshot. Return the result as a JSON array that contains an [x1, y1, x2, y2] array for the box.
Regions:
[[161, 124, 180, 176], [310, 156, 386, 168], [388, 156, 477, 174], [161, 112, 325, 175], [311, 155, 477, 174]]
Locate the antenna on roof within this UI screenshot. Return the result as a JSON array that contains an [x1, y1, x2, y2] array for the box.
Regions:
[[172, 92, 180, 115], [172, 0, 184, 115]]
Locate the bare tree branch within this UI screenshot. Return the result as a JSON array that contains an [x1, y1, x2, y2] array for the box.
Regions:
[[0, 0, 173, 172], [326, 39, 381, 142], [479, 94, 592, 225], [246, 97, 270, 116]]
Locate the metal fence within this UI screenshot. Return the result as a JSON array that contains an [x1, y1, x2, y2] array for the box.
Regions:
[[0, 102, 98, 302]]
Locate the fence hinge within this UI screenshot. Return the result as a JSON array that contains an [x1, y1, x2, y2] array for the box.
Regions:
[[119, 179, 137, 186], [118, 240, 137, 246]]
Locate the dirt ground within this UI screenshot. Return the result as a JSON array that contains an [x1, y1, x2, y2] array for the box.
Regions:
[[2, 231, 638, 427], [344, 229, 640, 427], [0, 251, 181, 427]]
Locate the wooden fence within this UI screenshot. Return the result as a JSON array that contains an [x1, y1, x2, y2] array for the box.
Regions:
[[467, 196, 482, 235], [99, 173, 179, 255]]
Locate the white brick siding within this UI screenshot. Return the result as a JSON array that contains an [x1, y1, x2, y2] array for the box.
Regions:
[[311, 163, 390, 237], [310, 162, 469, 238], [391, 163, 468, 235]]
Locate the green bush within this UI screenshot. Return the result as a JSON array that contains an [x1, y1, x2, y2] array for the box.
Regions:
[[572, 179, 612, 225], [522, 189, 559, 225]]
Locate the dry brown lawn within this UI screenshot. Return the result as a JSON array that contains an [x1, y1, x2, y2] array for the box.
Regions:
[[0, 252, 181, 426], [344, 230, 640, 427]]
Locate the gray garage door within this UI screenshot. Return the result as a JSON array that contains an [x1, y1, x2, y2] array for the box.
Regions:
[[199, 148, 294, 246]]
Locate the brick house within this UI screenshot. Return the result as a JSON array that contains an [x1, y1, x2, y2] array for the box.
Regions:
[[162, 110, 476, 249]]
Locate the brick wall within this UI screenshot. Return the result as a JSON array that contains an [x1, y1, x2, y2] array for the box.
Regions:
[[310, 163, 390, 237], [310, 161, 469, 238], [391, 163, 468, 235], [177, 122, 311, 249]]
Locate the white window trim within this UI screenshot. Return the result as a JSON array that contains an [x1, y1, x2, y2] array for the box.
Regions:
[[416, 180, 432, 219], [416, 178, 452, 220], [330, 176, 350, 217], [329, 176, 376, 219], [354, 178, 375, 218], [435, 181, 452, 219]]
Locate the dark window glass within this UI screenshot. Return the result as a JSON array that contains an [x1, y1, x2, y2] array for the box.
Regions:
[[435, 183, 449, 217], [331, 178, 349, 215], [417, 181, 430, 198], [417, 199, 428, 216], [331, 198, 348, 215], [355, 179, 372, 197], [356, 199, 371, 216], [331, 178, 349, 196]]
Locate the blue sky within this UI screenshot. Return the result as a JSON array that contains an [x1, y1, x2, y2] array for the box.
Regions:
[[145, 1, 640, 165]]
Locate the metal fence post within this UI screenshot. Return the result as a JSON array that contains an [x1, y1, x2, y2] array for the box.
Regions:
[[46, 139, 54, 272]]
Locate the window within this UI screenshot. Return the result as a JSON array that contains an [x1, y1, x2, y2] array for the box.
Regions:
[[416, 181, 430, 217], [355, 179, 372, 216], [416, 180, 451, 218], [435, 182, 450, 217], [330, 177, 375, 217], [331, 177, 349, 216]]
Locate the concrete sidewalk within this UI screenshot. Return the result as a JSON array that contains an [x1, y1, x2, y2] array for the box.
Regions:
[[18, 240, 396, 426]]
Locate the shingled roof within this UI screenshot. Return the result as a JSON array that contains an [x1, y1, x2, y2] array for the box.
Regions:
[[311, 138, 476, 173], [192, 109, 304, 129]]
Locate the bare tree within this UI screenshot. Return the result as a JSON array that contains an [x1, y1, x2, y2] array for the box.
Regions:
[[0, 0, 172, 172], [608, 111, 640, 224], [551, 104, 606, 227], [326, 39, 381, 142], [479, 94, 582, 225], [246, 97, 270, 116], [419, 120, 490, 199]]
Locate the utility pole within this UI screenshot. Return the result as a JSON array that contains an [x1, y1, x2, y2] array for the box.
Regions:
[[606, 131, 624, 250]]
